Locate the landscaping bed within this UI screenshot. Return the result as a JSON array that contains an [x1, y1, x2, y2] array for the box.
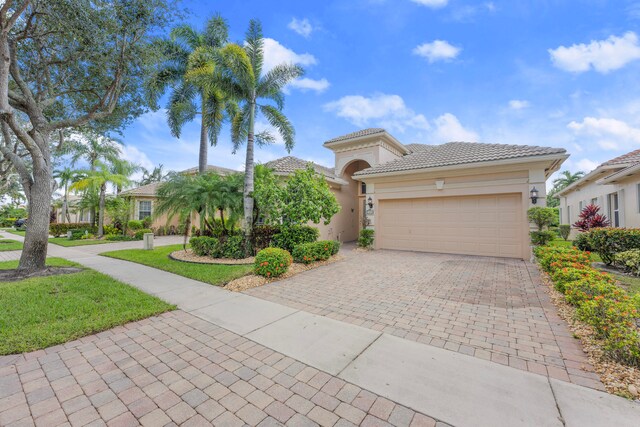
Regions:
[[225, 254, 343, 292], [0, 258, 174, 355], [535, 245, 640, 399], [169, 248, 254, 265]]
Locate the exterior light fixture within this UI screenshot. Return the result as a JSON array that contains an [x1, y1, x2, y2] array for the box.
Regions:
[[367, 197, 373, 209], [530, 187, 539, 204]]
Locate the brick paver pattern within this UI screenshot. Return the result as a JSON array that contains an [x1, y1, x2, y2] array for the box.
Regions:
[[0, 311, 448, 427], [246, 250, 603, 390]]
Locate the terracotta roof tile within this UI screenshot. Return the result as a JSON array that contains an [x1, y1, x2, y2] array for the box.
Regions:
[[324, 128, 386, 144], [600, 149, 640, 166], [354, 142, 566, 176], [265, 156, 335, 177]]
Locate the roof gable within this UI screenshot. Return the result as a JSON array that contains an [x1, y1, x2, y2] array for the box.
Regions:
[[265, 156, 335, 177]]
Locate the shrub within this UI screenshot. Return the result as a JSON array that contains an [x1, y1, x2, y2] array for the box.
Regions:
[[574, 232, 593, 252], [49, 222, 97, 237], [292, 240, 340, 264], [527, 207, 556, 231], [358, 229, 375, 249], [254, 248, 292, 278], [558, 224, 571, 241], [189, 236, 222, 257], [253, 225, 281, 251], [134, 228, 152, 240], [0, 217, 16, 228], [105, 234, 134, 241], [564, 279, 621, 306], [69, 229, 87, 240], [530, 230, 556, 246], [573, 204, 610, 232], [613, 249, 640, 276], [272, 225, 319, 252], [81, 233, 96, 240], [550, 267, 614, 294], [223, 235, 246, 259], [588, 228, 640, 265], [142, 216, 152, 229], [127, 220, 143, 231], [102, 224, 118, 236], [533, 246, 589, 273]]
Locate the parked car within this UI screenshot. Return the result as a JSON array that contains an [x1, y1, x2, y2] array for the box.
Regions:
[[14, 218, 26, 228]]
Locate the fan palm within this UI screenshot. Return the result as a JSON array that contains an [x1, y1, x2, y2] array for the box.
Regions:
[[146, 15, 233, 174], [70, 162, 130, 237], [53, 167, 75, 223], [216, 19, 304, 243]]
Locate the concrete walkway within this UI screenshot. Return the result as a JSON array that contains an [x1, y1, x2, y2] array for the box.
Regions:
[[1, 233, 639, 426]]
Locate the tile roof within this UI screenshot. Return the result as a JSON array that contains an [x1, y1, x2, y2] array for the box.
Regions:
[[600, 148, 640, 166], [324, 128, 386, 144], [404, 143, 432, 153], [265, 156, 335, 177], [120, 182, 161, 196], [354, 142, 567, 176], [180, 165, 239, 175]]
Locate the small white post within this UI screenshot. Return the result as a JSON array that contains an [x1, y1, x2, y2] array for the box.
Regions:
[[143, 233, 154, 250]]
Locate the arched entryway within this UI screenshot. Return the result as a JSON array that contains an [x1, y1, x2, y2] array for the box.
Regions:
[[340, 160, 371, 242]]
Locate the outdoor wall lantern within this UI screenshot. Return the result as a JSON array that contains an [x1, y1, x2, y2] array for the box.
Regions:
[[530, 187, 539, 204], [367, 197, 373, 209]]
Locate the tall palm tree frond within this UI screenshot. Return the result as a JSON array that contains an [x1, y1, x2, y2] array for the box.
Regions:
[[260, 105, 295, 151], [244, 19, 264, 80]]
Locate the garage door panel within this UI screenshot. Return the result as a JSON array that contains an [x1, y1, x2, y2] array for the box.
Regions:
[[378, 194, 523, 259]]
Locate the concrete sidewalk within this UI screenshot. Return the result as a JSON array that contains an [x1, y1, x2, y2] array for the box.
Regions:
[[2, 233, 639, 426]]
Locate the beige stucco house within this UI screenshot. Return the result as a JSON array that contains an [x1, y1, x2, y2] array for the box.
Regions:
[[121, 128, 567, 259], [557, 149, 640, 236]]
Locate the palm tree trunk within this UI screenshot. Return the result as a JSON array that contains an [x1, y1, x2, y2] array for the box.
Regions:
[[219, 208, 226, 235], [243, 96, 256, 254], [63, 184, 71, 223], [199, 97, 208, 175], [98, 183, 106, 237]]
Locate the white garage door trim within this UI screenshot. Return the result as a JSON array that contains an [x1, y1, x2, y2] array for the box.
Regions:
[[378, 193, 524, 259]]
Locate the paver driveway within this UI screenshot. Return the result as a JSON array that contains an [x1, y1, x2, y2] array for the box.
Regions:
[[246, 249, 603, 390]]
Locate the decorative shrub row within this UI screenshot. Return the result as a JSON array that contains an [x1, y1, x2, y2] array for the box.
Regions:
[[292, 240, 340, 264], [254, 248, 292, 278], [189, 235, 246, 259], [534, 245, 640, 366], [585, 228, 640, 265], [272, 225, 319, 253], [613, 249, 640, 276], [49, 222, 96, 238]]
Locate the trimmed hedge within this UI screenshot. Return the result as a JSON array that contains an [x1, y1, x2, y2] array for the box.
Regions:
[[588, 227, 640, 265], [530, 230, 556, 246], [127, 220, 144, 231], [272, 225, 319, 253], [534, 245, 640, 366], [292, 240, 340, 264], [49, 222, 96, 238], [189, 236, 246, 259], [254, 248, 292, 278]]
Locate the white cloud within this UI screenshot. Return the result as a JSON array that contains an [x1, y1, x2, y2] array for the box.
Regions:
[[411, 0, 448, 8], [413, 40, 461, 63], [288, 18, 313, 38], [568, 116, 640, 150], [137, 109, 167, 132], [323, 93, 430, 132], [549, 31, 640, 74], [262, 38, 317, 74], [575, 158, 599, 173], [509, 99, 530, 110], [121, 145, 154, 171], [432, 113, 479, 142], [288, 77, 330, 93]]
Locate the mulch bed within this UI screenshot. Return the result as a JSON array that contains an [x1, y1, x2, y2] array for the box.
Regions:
[[224, 255, 344, 292], [0, 267, 83, 282], [169, 249, 254, 265], [540, 272, 640, 399]]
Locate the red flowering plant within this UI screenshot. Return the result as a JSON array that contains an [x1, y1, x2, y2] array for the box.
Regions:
[[573, 204, 610, 232], [254, 248, 292, 278]]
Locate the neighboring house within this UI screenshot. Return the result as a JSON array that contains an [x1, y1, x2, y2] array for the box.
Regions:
[[557, 149, 640, 236], [53, 194, 94, 224]]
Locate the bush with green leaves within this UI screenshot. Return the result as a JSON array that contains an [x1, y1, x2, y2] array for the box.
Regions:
[[254, 248, 292, 278], [588, 227, 640, 265], [557, 224, 571, 241], [127, 220, 144, 231], [527, 207, 557, 231], [252, 225, 281, 251], [292, 240, 341, 264], [573, 232, 593, 252], [613, 249, 640, 276], [134, 228, 153, 240], [69, 229, 88, 240], [529, 230, 556, 246], [105, 234, 135, 241], [0, 217, 17, 227], [272, 225, 319, 252], [102, 224, 119, 236], [190, 236, 222, 257], [49, 222, 97, 237], [142, 216, 152, 229], [223, 235, 246, 259], [357, 229, 375, 249]]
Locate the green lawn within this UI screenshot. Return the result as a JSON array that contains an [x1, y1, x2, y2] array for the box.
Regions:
[[0, 258, 174, 355], [101, 244, 253, 286], [0, 239, 22, 251], [48, 237, 114, 247], [4, 229, 25, 237]]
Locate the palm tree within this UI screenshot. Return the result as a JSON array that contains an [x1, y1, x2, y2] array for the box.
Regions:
[[139, 164, 169, 186], [146, 16, 232, 174], [53, 167, 75, 223], [217, 19, 304, 245], [109, 159, 141, 194], [213, 173, 244, 234], [70, 162, 130, 237], [553, 170, 585, 190]]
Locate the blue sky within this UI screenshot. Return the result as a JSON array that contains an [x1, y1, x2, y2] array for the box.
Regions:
[[121, 0, 640, 181]]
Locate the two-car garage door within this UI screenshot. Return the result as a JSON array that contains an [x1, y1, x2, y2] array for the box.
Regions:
[[377, 194, 524, 259]]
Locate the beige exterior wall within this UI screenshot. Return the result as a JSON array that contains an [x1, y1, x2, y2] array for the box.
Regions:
[[559, 173, 640, 238], [360, 161, 553, 260]]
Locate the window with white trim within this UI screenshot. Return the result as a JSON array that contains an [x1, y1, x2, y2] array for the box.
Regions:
[[610, 193, 620, 227], [138, 201, 152, 220]]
